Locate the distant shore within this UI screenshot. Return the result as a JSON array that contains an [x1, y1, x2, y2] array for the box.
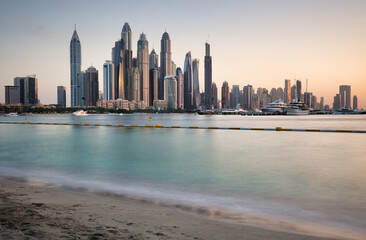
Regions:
[[0, 175, 341, 240]]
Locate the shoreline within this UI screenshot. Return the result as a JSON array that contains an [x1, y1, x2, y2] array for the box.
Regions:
[[0, 175, 343, 240]]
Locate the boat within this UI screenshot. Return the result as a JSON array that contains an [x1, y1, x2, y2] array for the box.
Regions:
[[284, 100, 309, 115], [261, 99, 286, 114], [5, 112, 18, 117], [72, 110, 88, 116], [334, 108, 356, 115]]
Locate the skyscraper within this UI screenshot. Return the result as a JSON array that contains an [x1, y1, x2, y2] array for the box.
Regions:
[[5, 86, 20, 105], [112, 39, 124, 99], [171, 61, 177, 76], [353, 95, 358, 109], [137, 33, 149, 104], [204, 43, 212, 108], [122, 23, 133, 100], [284, 79, 291, 103], [14, 75, 38, 105], [149, 68, 159, 106], [339, 85, 351, 108], [296, 80, 302, 98], [184, 51, 193, 109], [176, 67, 184, 109], [164, 75, 177, 110], [77, 71, 85, 106], [159, 32, 172, 100], [333, 94, 341, 110], [192, 59, 200, 108], [211, 82, 218, 109], [103, 60, 114, 100], [149, 49, 158, 69], [70, 26, 81, 107], [230, 85, 240, 109], [128, 68, 140, 101], [291, 85, 297, 101], [84, 66, 99, 107], [243, 85, 253, 110], [304, 92, 312, 108], [221, 81, 230, 109], [57, 86, 66, 107]]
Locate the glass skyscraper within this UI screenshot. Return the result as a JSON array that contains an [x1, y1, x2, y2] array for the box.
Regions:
[[184, 51, 193, 109], [192, 59, 200, 109], [159, 32, 172, 100], [137, 33, 149, 104], [103, 60, 114, 100], [70, 26, 81, 107], [204, 43, 212, 108]]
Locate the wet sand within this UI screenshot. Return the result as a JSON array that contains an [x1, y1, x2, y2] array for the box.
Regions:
[[0, 175, 341, 240]]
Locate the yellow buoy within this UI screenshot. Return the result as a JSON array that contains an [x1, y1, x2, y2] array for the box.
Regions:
[[74, 117, 77, 121], [149, 117, 152, 121], [25, 117, 27, 120]]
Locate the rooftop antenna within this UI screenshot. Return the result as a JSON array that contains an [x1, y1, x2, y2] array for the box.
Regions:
[[207, 34, 210, 43], [74, 24, 76, 31]]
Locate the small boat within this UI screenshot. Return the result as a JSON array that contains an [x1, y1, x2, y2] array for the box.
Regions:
[[284, 100, 309, 115], [334, 107, 356, 115], [5, 112, 18, 117], [72, 110, 88, 116]]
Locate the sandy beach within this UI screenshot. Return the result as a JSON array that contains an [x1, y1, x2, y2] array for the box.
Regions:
[[0, 175, 342, 240]]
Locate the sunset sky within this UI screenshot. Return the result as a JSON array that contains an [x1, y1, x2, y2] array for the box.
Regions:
[[0, 0, 365, 108]]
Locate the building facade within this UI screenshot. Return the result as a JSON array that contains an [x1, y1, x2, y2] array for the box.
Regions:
[[204, 43, 212, 108], [339, 85, 351, 108], [176, 67, 184, 109], [159, 32, 172, 100], [14, 75, 38, 105], [192, 59, 200, 109], [353, 95, 358, 109], [103, 60, 114, 100], [164, 75, 177, 110], [221, 81, 230, 109], [184, 51, 193, 109], [84, 66, 99, 106], [137, 33, 149, 104], [284, 79, 291, 103], [5, 86, 20, 105], [57, 86, 66, 107], [70, 27, 81, 107]]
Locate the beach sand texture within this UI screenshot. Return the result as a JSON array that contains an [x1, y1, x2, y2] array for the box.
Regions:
[[0, 176, 339, 240]]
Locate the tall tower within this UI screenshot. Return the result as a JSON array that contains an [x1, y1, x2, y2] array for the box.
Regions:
[[70, 25, 81, 107], [159, 31, 172, 100], [184, 51, 193, 109], [149, 49, 158, 69], [57, 86, 66, 107], [122, 23, 133, 100], [284, 79, 291, 103], [112, 39, 124, 100], [176, 67, 184, 109], [204, 43, 212, 108], [192, 59, 200, 108], [339, 85, 351, 108], [84, 66, 99, 107], [137, 33, 149, 104], [221, 81, 230, 109], [103, 60, 114, 100]]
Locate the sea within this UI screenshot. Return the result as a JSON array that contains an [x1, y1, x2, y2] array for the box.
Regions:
[[1, 114, 366, 239]]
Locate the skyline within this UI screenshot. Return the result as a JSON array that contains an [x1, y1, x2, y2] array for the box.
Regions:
[[0, 0, 365, 108]]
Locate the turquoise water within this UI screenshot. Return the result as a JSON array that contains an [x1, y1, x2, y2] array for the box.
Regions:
[[1, 114, 366, 238]]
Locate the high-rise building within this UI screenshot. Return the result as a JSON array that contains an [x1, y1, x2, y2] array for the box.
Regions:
[[164, 75, 177, 109], [112, 39, 124, 99], [251, 94, 260, 110], [70, 26, 81, 107], [184, 51, 193, 109], [304, 92, 313, 108], [176, 67, 184, 109], [192, 59, 200, 108], [77, 72, 85, 106], [311, 95, 317, 109], [243, 85, 253, 110], [204, 43, 212, 108], [149, 68, 159, 106], [296, 80, 302, 98], [128, 68, 140, 101], [84, 66, 99, 106], [230, 85, 240, 109], [221, 81, 230, 109], [284, 79, 291, 103], [171, 61, 177, 76], [14, 75, 38, 105], [291, 85, 297, 101], [277, 87, 284, 101], [159, 32, 172, 99], [57, 86, 66, 107], [339, 85, 351, 108], [149, 49, 158, 69], [320, 97, 324, 110], [122, 23, 133, 100], [5, 86, 20, 105], [103, 60, 114, 100], [211, 82, 218, 109], [137, 33, 149, 104], [353, 95, 358, 109], [333, 94, 341, 110]]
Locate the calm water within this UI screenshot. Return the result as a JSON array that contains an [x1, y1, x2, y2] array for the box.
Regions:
[[1, 114, 366, 239]]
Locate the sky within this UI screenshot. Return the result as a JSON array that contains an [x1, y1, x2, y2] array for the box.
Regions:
[[0, 0, 365, 108]]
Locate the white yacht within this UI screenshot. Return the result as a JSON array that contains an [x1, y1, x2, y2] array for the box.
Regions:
[[284, 100, 309, 115], [5, 112, 18, 117], [72, 110, 88, 116], [261, 99, 287, 114]]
